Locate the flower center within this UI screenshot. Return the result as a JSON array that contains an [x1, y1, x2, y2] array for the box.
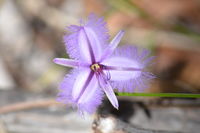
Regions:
[[90, 63, 101, 72]]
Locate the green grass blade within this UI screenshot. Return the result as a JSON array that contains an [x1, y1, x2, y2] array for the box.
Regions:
[[116, 93, 200, 98]]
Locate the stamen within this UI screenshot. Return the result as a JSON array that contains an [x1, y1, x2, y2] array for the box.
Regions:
[[90, 63, 101, 72]]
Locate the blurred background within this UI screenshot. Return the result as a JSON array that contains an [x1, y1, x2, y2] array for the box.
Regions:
[[0, 0, 200, 133]]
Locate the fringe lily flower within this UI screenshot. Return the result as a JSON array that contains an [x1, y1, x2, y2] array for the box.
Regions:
[[53, 14, 154, 114]]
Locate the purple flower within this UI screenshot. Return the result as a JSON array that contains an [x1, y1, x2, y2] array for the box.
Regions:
[[53, 14, 154, 114]]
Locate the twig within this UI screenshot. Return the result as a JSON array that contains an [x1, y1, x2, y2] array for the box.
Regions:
[[0, 99, 59, 114]]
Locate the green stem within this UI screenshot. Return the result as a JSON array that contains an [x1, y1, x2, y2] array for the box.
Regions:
[[116, 92, 200, 98]]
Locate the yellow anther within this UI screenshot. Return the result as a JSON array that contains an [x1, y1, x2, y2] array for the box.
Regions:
[[90, 64, 100, 71]]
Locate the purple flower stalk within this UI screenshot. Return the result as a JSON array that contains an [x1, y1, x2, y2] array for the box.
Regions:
[[53, 14, 154, 114]]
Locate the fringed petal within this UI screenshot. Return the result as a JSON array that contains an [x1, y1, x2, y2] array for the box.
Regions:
[[63, 14, 109, 63], [57, 68, 104, 114], [101, 45, 155, 92]]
